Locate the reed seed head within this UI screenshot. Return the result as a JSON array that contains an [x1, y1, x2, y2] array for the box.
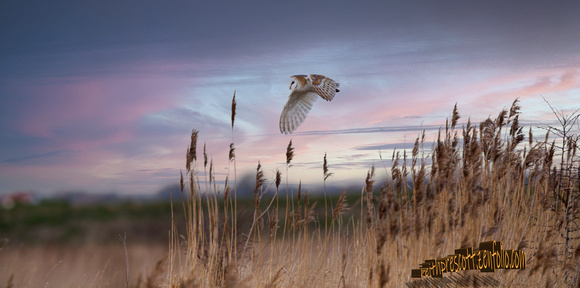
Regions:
[[275, 169, 281, 190], [203, 142, 208, 168], [323, 153, 333, 180], [186, 129, 198, 171], [229, 143, 235, 162], [180, 169, 184, 196], [231, 90, 236, 129], [333, 190, 349, 220], [286, 140, 294, 165]]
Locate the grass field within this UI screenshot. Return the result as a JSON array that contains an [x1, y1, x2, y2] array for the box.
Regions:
[[1, 98, 579, 287]]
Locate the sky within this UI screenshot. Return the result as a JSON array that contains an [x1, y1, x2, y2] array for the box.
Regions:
[[1, 0, 580, 196]]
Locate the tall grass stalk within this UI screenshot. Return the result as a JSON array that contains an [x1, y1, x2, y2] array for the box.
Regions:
[[230, 91, 238, 262]]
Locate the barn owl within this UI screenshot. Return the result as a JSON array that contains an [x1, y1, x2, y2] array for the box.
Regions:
[[279, 74, 340, 134]]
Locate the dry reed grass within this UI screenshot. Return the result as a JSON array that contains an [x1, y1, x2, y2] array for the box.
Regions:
[[164, 96, 579, 287]]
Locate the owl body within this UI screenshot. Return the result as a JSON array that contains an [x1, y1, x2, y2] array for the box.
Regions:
[[279, 74, 340, 134]]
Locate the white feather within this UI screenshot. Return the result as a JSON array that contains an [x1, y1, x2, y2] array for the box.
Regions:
[[279, 74, 339, 134]]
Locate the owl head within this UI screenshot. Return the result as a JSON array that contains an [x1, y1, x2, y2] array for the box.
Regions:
[[289, 75, 308, 91]]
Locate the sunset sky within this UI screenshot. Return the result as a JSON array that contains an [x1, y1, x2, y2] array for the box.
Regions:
[[1, 1, 579, 196]]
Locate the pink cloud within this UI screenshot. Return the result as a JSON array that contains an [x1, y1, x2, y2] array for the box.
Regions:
[[15, 74, 191, 151], [473, 69, 580, 110]]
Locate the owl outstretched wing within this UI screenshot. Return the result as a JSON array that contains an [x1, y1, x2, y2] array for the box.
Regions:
[[310, 74, 340, 101], [279, 90, 319, 134]]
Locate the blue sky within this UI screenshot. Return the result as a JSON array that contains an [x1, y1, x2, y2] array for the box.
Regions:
[[1, 1, 579, 196]]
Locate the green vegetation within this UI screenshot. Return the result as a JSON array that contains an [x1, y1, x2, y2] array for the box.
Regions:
[[0, 193, 357, 245], [0, 200, 181, 244]]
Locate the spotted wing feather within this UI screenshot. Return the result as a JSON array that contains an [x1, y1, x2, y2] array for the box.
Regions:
[[279, 91, 319, 134], [310, 74, 340, 101]]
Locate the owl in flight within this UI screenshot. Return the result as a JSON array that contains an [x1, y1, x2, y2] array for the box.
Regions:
[[279, 74, 340, 134]]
